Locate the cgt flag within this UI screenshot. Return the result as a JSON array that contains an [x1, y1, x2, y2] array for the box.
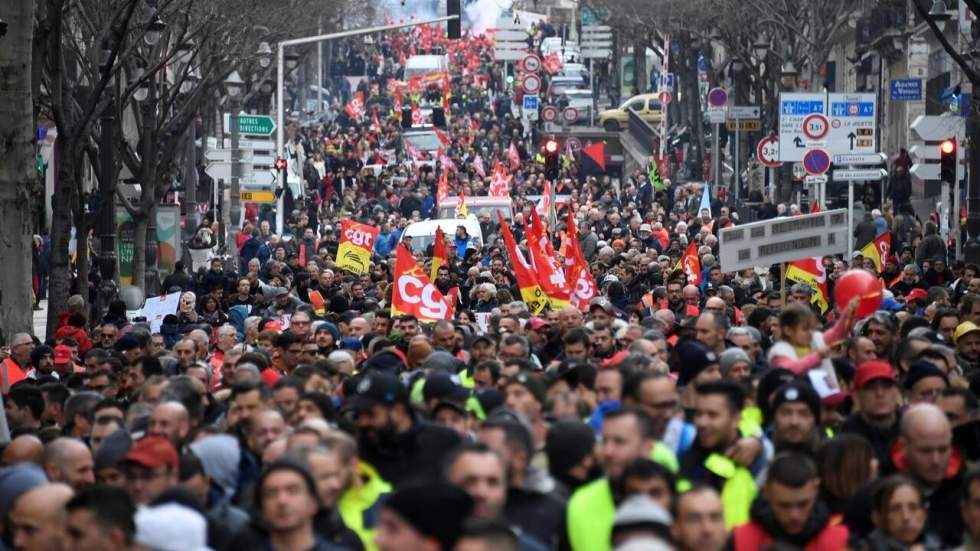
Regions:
[[498, 212, 549, 314], [564, 210, 597, 310], [675, 241, 703, 286], [345, 91, 365, 120], [391, 244, 455, 322], [860, 231, 891, 273], [786, 257, 831, 313], [430, 226, 449, 281], [336, 220, 378, 275]]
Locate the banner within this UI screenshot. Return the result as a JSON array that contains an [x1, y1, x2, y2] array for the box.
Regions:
[[564, 210, 597, 310], [488, 161, 511, 197], [860, 231, 891, 273], [498, 212, 548, 314], [336, 220, 378, 275], [526, 208, 570, 308], [391, 243, 455, 322], [345, 91, 365, 120]]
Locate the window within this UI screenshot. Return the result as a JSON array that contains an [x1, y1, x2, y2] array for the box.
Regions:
[[628, 100, 644, 111]]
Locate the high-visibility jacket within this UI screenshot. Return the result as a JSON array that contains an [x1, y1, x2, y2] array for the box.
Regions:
[[677, 453, 756, 529], [1, 358, 28, 393], [566, 478, 617, 551], [338, 461, 392, 551]]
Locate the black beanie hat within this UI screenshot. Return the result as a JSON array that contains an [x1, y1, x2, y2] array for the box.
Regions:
[[770, 380, 821, 422], [756, 368, 797, 423], [903, 360, 949, 390], [382, 483, 474, 549], [546, 420, 597, 477], [674, 339, 719, 386]]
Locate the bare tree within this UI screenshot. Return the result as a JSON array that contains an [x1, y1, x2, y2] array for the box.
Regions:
[[0, 0, 37, 338]]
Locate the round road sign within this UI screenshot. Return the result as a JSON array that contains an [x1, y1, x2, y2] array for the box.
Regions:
[[541, 105, 559, 122], [521, 54, 542, 73], [566, 137, 582, 151], [756, 136, 781, 168], [802, 148, 831, 176], [792, 162, 806, 181], [707, 87, 728, 107], [802, 114, 830, 141], [562, 107, 579, 123], [658, 90, 673, 105], [521, 73, 542, 94]]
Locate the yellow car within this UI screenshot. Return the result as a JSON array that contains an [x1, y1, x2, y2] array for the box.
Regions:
[[598, 93, 663, 131]]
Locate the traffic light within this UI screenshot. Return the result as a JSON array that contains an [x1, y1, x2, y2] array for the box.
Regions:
[[543, 138, 560, 181], [447, 0, 461, 39], [940, 138, 956, 184]]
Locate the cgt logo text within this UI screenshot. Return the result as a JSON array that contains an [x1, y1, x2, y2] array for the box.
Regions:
[[397, 275, 450, 319]]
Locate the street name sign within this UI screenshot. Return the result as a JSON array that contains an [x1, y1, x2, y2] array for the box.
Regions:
[[832, 168, 888, 180], [222, 113, 276, 136], [832, 153, 887, 165], [719, 209, 848, 272]]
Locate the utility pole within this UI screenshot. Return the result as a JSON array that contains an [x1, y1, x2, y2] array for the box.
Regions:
[[317, 15, 323, 114], [96, 97, 117, 319]]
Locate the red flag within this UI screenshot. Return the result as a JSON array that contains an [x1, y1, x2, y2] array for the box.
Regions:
[[498, 213, 548, 314], [488, 161, 511, 197], [437, 171, 449, 203], [431, 227, 448, 281], [345, 91, 365, 119], [508, 142, 521, 171], [371, 110, 381, 132], [405, 142, 423, 161], [786, 257, 830, 313], [434, 127, 451, 147], [472, 153, 486, 179], [564, 210, 597, 310], [391, 244, 454, 322], [580, 142, 606, 172], [437, 148, 457, 173], [543, 52, 562, 75], [861, 231, 891, 272], [675, 241, 702, 286], [411, 102, 424, 125]]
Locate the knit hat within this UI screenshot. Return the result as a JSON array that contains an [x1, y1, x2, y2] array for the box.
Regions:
[[770, 381, 821, 421], [0, 463, 47, 520], [30, 345, 54, 368], [113, 333, 140, 352], [756, 368, 797, 423], [506, 371, 547, 405], [902, 360, 949, 390], [719, 348, 751, 376], [362, 350, 405, 374], [382, 483, 474, 550], [546, 421, 597, 477], [674, 339, 719, 386], [94, 429, 133, 470]]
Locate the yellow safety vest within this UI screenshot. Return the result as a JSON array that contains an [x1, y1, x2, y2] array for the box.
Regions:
[[677, 453, 756, 529], [338, 462, 392, 551]]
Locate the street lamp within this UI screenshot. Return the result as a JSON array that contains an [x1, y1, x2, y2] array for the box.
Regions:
[[752, 33, 769, 59], [175, 39, 195, 66], [928, 0, 952, 31], [143, 11, 167, 46], [223, 70, 246, 270], [224, 70, 245, 98], [257, 42, 273, 68], [180, 67, 199, 94], [133, 68, 150, 102], [780, 60, 798, 89]]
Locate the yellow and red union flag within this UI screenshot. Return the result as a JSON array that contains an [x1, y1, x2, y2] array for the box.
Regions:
[[335, 220, 378, 275], [391, 243, 454, 322], [526, 208, 569, 308], [786, 257, 830, 313], [498, 212, 548, 314], [564, 210, 597, 310], [675, 241, 703, 286], [436, 171, 449, 203], [430, 226, 448, 281], [860, 230, 891, 273]]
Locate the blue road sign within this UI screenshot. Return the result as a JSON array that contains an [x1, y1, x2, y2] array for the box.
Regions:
[[830, 101, 874, 117], [523, 94, 539, 111], [890, 79, 922, 101], [781, 101, 824, 116]]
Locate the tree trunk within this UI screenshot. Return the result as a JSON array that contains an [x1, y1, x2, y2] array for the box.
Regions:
[[0, 0, 38, 341], [46, 147, 75, 337]]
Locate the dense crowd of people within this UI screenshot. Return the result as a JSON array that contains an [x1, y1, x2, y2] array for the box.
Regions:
[[7, 17, 980, 551]]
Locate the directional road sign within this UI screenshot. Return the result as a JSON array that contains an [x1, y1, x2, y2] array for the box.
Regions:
[[204, 149, 276, 166], [729, 106, 760, 119], [802, 148, 831, 175], [581, 49, 612, 58], [222, 114, 276, 136], [581, 25, 613, 59], [911, 162, 965, 182], [493, 19, 529, 62], [757, 136, 781, 168], [833, 168, 888, 180], [205, 137, 276, 151], [832, 153, 887, 165], [496, 30, 528, 41], [205, 164, 276, 187], [778, 92, 826, 162], [910, 115, 966, 141], [240, 190, 275, 203], [826, 93, 876, 154]]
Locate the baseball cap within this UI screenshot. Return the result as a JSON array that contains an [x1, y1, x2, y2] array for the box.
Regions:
[[123, 435, 178, 470], [955, 321, 980, 343], [348, 372, 408, 412], [527, 317, 550, 331], [53, 344, 73, 365], [904, 288, 928, 303], [853, 360, 897, 389], [340, 337, 363, 351]]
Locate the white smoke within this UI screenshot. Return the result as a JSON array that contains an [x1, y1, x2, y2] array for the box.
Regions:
[[465, 0, 513, 35]]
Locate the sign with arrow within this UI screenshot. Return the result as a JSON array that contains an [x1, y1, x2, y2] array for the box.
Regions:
[[832, 168, 888, 181], [826, 93, 876, 154], [833, 153, 887, 165], [778, 92, 826, 162], [222, 113, 276, 137]]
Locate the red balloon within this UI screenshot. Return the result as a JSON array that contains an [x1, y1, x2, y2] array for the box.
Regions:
[[834, 270, 883, 319]]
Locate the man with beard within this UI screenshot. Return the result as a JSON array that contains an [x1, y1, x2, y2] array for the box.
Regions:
[[434, 265, 455, 297], [840, 360, 901, 473], [565, 408, 658, 551], [666, 278, 698, 319], [349, 371, 460, 488], [589, 321, 617, 360], [769, 381, 822, 456]]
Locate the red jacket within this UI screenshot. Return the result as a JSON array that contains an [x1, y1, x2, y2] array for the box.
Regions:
[[732, 521, 848, 551]]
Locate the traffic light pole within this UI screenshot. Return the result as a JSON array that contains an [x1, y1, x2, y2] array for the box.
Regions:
[[275, 15, 459, 235]]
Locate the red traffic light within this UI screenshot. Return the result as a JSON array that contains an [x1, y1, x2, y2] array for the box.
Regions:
[[940, 140, 956, 155], [544, 140, 559, 154], [275, 158, 287, 170]]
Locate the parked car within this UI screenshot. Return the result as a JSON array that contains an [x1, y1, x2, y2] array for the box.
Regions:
[[598, 93, 663, 131]]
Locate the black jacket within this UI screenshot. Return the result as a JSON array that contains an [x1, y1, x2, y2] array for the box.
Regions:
[[358, 420, 462, 489], [840, 413, 899, 475]]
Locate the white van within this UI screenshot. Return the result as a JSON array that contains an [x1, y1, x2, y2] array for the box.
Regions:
[[404, 55, 449, 80], [402, 215, 483, 253]]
